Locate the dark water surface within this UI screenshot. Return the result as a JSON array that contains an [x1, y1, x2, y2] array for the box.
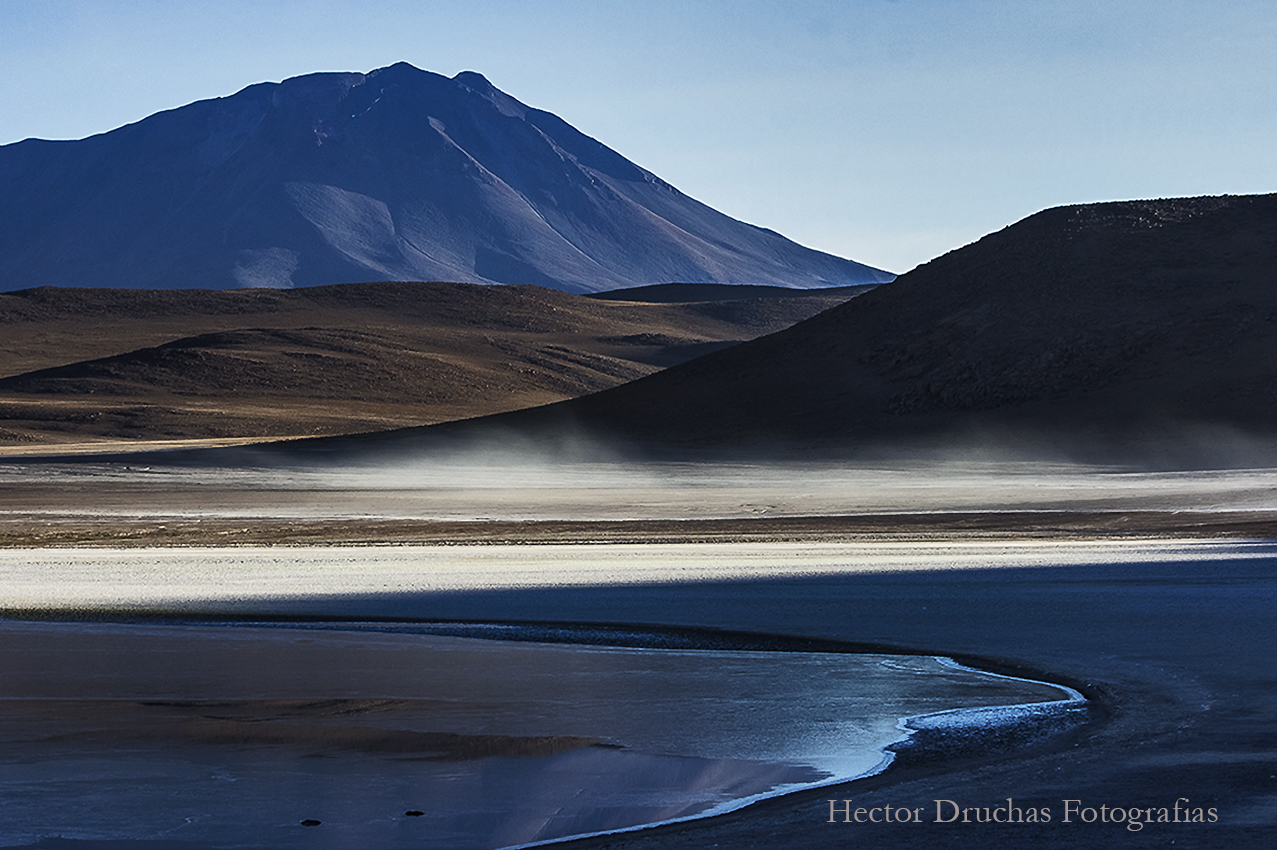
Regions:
[[0, 620, 1075, 849]]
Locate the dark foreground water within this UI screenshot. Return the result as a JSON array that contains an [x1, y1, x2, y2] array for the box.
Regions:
[[0, 620, 1076, 850]]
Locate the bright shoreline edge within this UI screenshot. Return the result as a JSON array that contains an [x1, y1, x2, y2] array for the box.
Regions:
[[0, 616, 1089, 850]]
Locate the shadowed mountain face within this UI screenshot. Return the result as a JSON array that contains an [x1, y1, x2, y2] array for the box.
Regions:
[[402, 193, 1277, 460], [0, 63, 892, 295]]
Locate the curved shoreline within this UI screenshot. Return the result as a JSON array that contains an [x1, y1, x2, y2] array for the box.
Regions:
[[0, 613, 1096, 850], [1, 607, 1106, 704]]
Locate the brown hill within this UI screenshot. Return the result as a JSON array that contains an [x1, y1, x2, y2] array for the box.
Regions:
[[0, 281, 865, 449], [359, 193, 1277, 464]]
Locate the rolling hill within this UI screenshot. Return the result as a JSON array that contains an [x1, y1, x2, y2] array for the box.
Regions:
[[0, 281, 867, 448]]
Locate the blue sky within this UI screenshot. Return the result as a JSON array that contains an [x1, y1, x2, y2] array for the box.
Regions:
[[4, 0, 1275, 273]]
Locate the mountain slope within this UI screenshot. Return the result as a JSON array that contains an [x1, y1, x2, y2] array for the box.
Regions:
[[354, 193, 1277, 461], [0, 63, 892, 294]]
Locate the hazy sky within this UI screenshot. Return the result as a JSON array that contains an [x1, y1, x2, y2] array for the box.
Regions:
[[4, 0, 1275, 273]]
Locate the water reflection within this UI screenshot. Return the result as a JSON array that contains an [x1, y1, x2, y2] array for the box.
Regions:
[[0, 620, 1070, 849]]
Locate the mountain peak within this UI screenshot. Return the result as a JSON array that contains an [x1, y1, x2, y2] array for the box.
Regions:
[[0, 66, 893, 294]]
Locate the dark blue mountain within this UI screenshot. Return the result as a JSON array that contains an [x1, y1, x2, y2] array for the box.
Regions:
[[0, 63, 893, 294]]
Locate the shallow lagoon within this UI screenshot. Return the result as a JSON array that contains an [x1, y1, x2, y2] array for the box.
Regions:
[[0, 620, 1074, 850]]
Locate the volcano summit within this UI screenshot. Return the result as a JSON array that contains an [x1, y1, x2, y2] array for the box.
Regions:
[[0, 63, 892, 294]]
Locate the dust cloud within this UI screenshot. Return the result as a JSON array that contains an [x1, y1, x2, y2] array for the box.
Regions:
[[5, 435, 1277, 525]]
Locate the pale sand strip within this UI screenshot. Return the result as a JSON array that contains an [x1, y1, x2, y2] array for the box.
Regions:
[[0, 539, 1271, 613]]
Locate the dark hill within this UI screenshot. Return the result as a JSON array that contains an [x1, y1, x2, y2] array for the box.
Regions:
[[0, 63, 892, 294], [316, 193, 1277, 462]]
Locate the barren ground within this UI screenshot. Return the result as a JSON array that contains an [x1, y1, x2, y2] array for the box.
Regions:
[[0, 282, 861, 448]]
